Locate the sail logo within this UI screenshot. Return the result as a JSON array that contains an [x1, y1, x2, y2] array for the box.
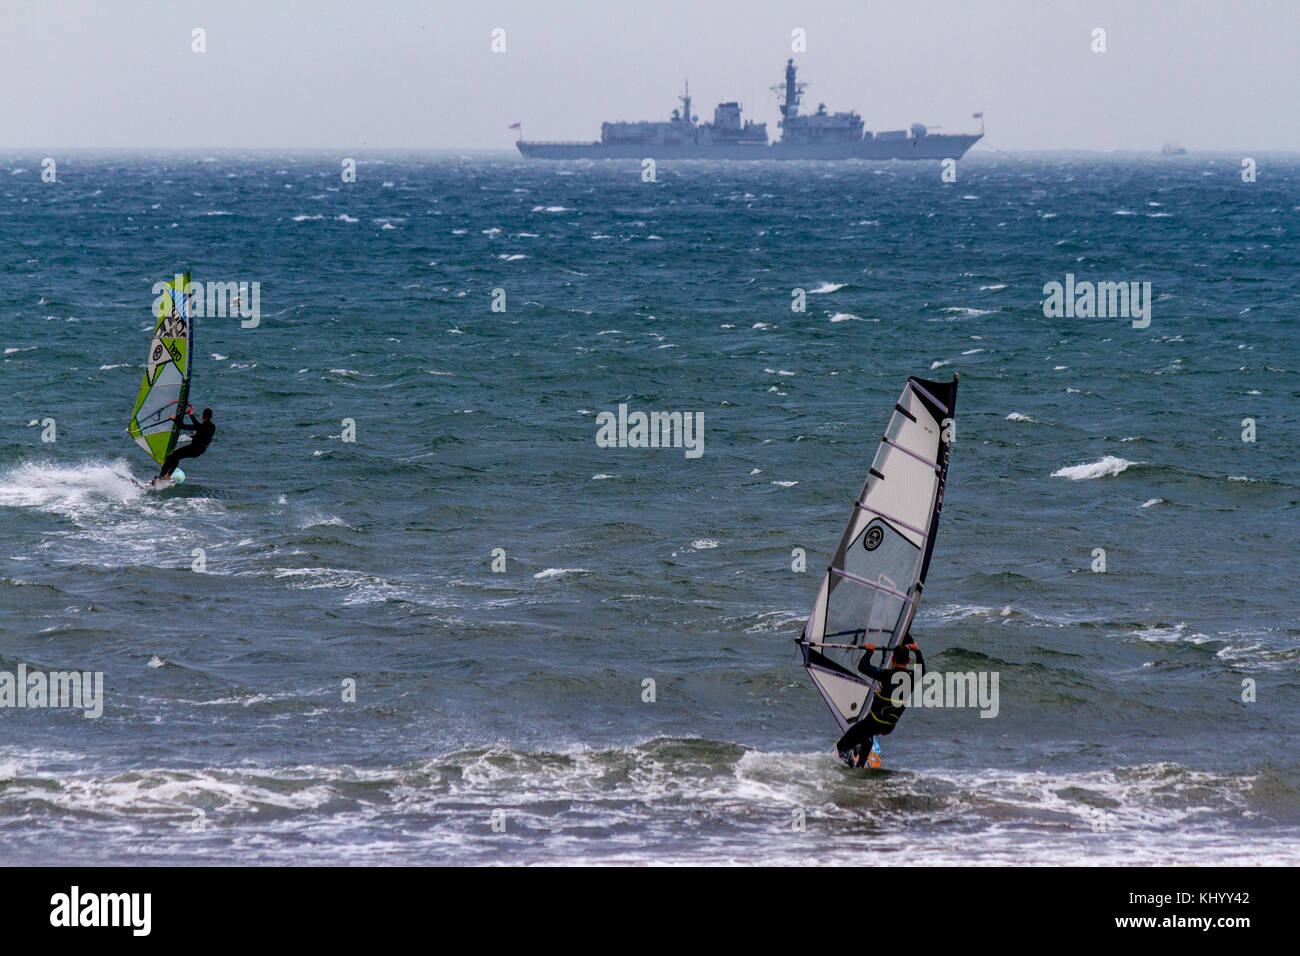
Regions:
[[152, 276, 262, 328], [885, 665, 999, 718], [1042, 273, 1152, 329], [0, 665, 104, 718], [595, 404, 705, 459], [49, 887, 151, 936]]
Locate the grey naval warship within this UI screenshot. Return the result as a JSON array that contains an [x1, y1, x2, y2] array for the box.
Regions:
[[517, 60, 983, 160]]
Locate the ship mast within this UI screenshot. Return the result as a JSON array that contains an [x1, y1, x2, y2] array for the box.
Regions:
[[679, 80, 692, 126], [770, 58, 806, 125]]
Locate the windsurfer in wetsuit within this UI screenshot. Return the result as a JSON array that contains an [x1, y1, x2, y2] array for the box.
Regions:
[[836, 641, 924, 768], [157, 406, 215, 481]]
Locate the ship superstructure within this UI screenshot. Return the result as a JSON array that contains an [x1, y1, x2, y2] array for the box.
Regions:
[[517, 60, 982, 160]]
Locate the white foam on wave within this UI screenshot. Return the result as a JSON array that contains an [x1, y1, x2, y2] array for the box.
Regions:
[[534, 567, 589, 580], [829, 312, 876, 322], [808, 282, 845, 294], [1140, 498, 1167, 508], [1051, 455, 1137, 480], [0, 459, 142, 512], [1005, 412, 1038, 423], [1131, 622, 1210, 644], [299, 512, 354, 530], [0, 741, 1283, 865], [271, 567, 412, 606]]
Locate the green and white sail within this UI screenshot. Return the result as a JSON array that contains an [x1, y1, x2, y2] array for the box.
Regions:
[[798, 375, 958, 732], [127, 273, 193, 465]]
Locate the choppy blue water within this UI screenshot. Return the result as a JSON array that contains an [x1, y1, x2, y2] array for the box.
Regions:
[[1, 152, 1297, 864]]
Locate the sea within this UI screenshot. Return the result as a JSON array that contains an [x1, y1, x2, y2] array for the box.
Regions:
[[0, 152, 1296, 865]]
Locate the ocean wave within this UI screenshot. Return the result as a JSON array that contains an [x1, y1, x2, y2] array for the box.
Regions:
[[534, 567, 590, 580], [1051, 455, 1137, 480], [0, 742, 1281, 866], [807, 282, 846, 294], [938, 307, 992, 318], [0, 459, 142, 512]]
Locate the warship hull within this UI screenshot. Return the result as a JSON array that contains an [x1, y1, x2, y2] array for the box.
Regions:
[[517, 133, 982, 160]]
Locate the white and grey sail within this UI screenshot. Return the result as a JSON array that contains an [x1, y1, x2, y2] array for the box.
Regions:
[[798, 375, 958, 732]]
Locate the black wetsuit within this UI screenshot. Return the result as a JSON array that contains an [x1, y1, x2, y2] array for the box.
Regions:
[[836, 645, 925, 759], [160, 414, 214, 476]]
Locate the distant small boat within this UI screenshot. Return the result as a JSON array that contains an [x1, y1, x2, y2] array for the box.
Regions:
[[1161, 141, 1188, 155]]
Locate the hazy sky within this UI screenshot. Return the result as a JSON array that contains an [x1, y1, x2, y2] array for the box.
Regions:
[[5, 0, 1298, 151]]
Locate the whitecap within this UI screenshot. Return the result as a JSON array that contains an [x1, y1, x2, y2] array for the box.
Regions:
[[534, 567, 588, 579], [1050, 455, 1136, 480]]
